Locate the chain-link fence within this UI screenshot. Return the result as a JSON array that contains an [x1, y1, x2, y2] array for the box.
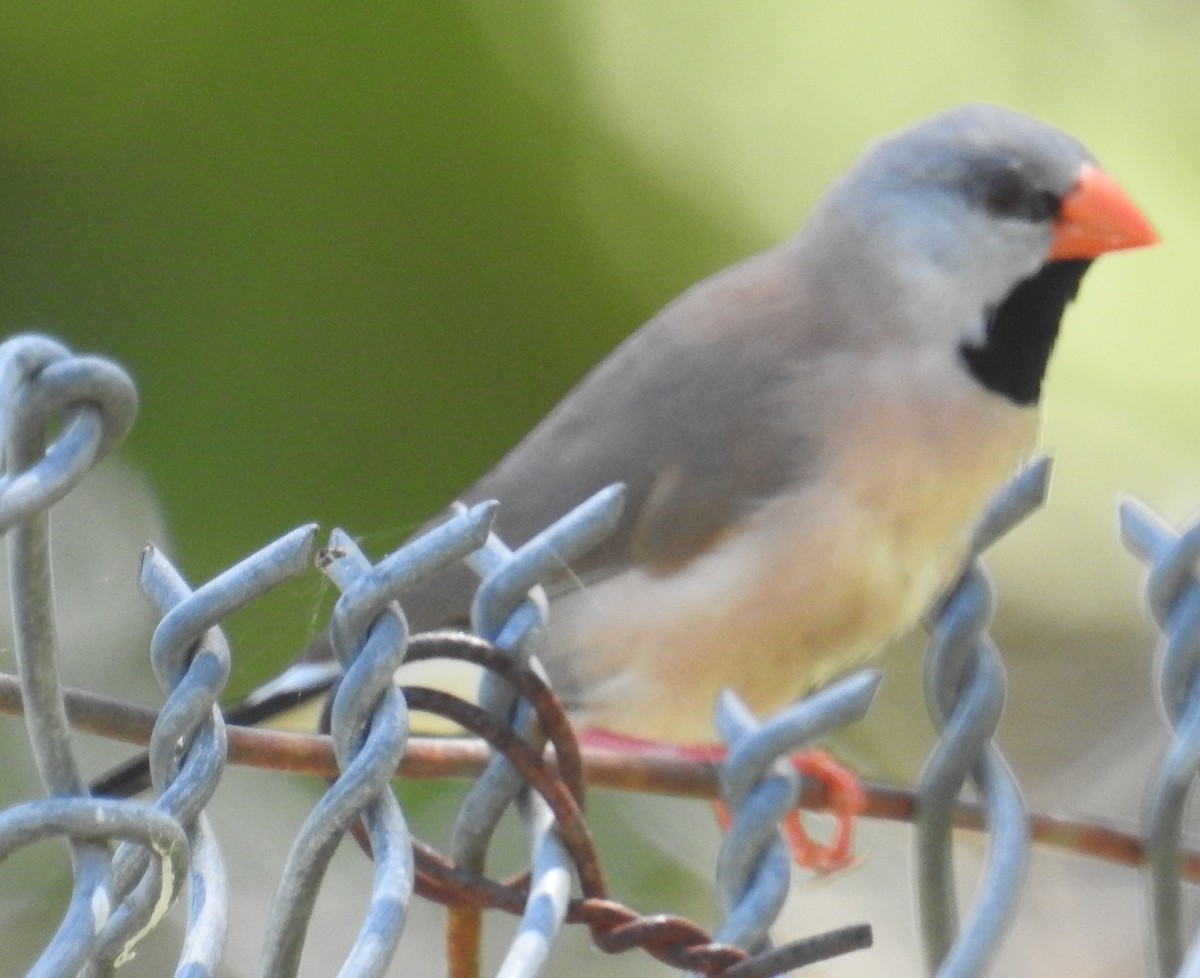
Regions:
[[1, 333, 1196, 977]]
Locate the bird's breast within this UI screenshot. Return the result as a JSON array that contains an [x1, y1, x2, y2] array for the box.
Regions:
[[543, 356, 1040, 742]]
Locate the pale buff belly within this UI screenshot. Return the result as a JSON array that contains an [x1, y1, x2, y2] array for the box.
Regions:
[[541, 398, 1039, 742]]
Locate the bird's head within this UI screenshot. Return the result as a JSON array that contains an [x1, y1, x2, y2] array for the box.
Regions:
[[813, 104, 1158, 404]]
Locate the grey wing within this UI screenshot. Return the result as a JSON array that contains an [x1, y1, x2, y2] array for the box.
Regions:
[[397, 244, 824, 633]]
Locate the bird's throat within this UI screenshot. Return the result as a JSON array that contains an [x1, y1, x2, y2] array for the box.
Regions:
[[959, 259, 1092, 406]]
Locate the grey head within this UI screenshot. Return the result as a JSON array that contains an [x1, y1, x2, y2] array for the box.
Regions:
[[806, 103, 1100, 403]]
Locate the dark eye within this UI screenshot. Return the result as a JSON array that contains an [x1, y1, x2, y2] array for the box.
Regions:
[[982, 168, 1061, 223], [1026, 189, 1061, 222], [983, 169, 1026, 216]]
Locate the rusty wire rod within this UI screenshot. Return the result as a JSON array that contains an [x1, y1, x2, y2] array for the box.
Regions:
[[0, 667, 1181, 882]]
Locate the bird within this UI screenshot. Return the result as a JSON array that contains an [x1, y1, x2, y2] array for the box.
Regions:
[[95, 104, 1156, 815]]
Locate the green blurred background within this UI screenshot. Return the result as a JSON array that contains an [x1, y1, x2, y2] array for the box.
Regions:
[[1, 2, 1198, 975]]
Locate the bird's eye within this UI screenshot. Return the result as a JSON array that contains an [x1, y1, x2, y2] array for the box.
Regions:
[[1027, 189, 1062, 222], [983, 169, 1026, 217], [982, 169, 1061, 223]]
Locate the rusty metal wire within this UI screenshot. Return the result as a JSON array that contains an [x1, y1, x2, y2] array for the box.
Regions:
[[447, 486, 624, 978], [390, 632, 874, 975]]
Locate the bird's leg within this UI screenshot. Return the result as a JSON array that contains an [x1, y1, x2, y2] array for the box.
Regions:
[[579, 730, 863, 873]]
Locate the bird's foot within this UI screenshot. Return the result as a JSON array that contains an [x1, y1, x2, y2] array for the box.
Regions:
[[710, 749, 862, 875], [579, 730, 862, 874], [783, 749, 865, 875]]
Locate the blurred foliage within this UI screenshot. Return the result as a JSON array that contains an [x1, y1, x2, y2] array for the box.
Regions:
[[2, 1, 1197, 680]]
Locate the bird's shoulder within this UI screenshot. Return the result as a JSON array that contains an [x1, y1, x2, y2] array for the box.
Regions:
[[465, 242, 838, 586]]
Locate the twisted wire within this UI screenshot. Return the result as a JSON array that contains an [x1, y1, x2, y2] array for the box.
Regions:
[[261, 505, 493, 978], [94, 526, 318, 972], [396, 632, 872, 976], [915, 458, 1050, 978], [1120, 497, 1200, 977], [448, 484, 625, 978], [707, 673, 880, 968], [0, 334, 138, 978]]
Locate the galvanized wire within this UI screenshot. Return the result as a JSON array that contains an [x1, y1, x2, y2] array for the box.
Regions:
[[448, 484, 625, 978], [706, 673, 881, 970], [262, 508, 493, 978], [915, 459, 1050, 978], [104, 527, 320, 972], [0, 334, 140, 978], [397, 632, 867, 976], [1120, 497, 1200, 978]]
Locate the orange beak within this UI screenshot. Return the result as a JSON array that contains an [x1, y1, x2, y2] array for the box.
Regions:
[[1048, 163, 1159, 261]]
